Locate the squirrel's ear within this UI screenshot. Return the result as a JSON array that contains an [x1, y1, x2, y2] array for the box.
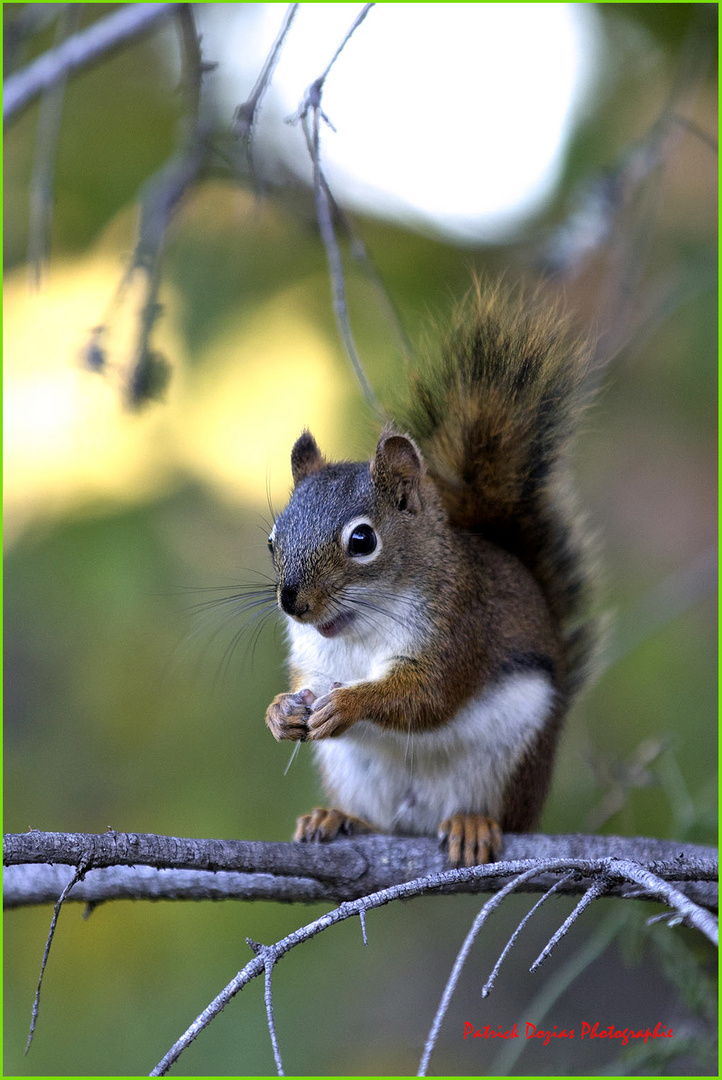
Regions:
[[291, 430, 325, 486], [371, 429, 425, 513]]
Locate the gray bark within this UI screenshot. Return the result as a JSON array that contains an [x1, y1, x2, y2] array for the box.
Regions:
[[4, 830, 717, 910]]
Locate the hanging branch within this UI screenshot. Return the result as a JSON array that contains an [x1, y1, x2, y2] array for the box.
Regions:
[[490, 906, 628, 1074], [27, 4, 84, 287], [232, 3, 299, 146], [4, 4, 66, 77], [3, 3, 181, 124], [418, 863, 554, 1076], [82, 3, 213, 407], [24, 858, 89, 1054], [286, 4, 382, 415]]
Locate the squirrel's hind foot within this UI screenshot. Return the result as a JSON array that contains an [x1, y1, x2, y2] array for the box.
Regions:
[[439, 814, 502, 867], [294, 807, 373, 843]]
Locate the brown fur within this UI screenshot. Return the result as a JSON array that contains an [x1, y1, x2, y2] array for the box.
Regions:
[[269, 279, 601, 860], [399, 277, 601, 702]]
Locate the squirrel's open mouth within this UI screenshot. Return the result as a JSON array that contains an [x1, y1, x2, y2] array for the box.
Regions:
[[316, 611, 356, 638]]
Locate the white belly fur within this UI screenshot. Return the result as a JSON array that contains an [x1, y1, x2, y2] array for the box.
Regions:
[[313, 672, 555, 834], [287, 611, 554, 835]]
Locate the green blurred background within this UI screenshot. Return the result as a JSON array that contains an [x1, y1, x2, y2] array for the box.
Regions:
[[4, 3, 717, 1076]]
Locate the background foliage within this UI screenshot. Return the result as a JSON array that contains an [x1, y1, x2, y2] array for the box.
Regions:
[[3, 3, 717, 1075]]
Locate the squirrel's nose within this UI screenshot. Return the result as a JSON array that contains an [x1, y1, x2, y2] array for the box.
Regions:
[[280, 584, 309, 617]]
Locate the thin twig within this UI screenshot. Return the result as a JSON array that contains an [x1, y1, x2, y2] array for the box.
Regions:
[[322, 177, 415, 362], [263, 952, 284, 1076], [481, 870, 576, 997], [302, 109, 381, 414], [316, 3, 375, 90], [591, 10, 716, 371], [669, 112, 718, 152], [288, 4, 382, 414], [614, 859, 719, 944], [647, 910, 683, 927], [4, 4, 65, 77], [490, 907, 627, 1074], [418, 864, 553, 1076], [4, 3, 181, 124], [359, 907, 368, 945], [530, 877, 611, 972], [540, 9, 715, 296], [233, 3, 299, 144], [25, 859, 89, 1053]]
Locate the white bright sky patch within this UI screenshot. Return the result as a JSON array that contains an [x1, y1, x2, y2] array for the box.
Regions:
[[198, 2, 600, 242]]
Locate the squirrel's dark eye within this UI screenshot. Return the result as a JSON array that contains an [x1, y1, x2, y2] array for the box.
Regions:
[[347, 524, 377, 557], [267, 536, 274, 555]]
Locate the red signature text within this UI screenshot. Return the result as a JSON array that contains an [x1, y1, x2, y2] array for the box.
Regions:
[[463, 1020, 673, 1046]]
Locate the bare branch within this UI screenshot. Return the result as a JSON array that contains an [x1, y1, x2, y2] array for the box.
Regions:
[[82, 4, 213, 407], [321, 177, 416, 362], [3, 862, 332, 908], [610, 858, 719, 944], [4, 3, 182, 125], [4, 4, 66, 76], [4, 831, 717, 910], [6, 834, 715, 1073], [316, 3, 375, 90], [150, 852, 717, 1075], [300, 107, 382, 415], [287, 5, 382, 414], [539, 8, 715, 293], [232, 4, 299, 144]]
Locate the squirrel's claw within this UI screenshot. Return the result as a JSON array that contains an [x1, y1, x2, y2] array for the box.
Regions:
[[439, 814, 503, 867], [294, 807, 373, 843]]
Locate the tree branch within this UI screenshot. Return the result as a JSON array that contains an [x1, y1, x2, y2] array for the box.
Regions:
[[3, 3, 181, 125], [149, 853, 717, 1075], [4, 830, 717, 910], [5, 831, 715, 1074]]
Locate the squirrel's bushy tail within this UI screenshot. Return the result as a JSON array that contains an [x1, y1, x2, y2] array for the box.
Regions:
[[401, 278, 601, 699]]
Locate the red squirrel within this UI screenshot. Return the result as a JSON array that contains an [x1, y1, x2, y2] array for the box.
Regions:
[[265, 280, 599, 866]]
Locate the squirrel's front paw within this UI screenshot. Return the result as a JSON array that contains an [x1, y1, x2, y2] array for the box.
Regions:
[[306, 687, 356, 740], [438, 814, 503, 868], [265, 689, 316, 742]]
